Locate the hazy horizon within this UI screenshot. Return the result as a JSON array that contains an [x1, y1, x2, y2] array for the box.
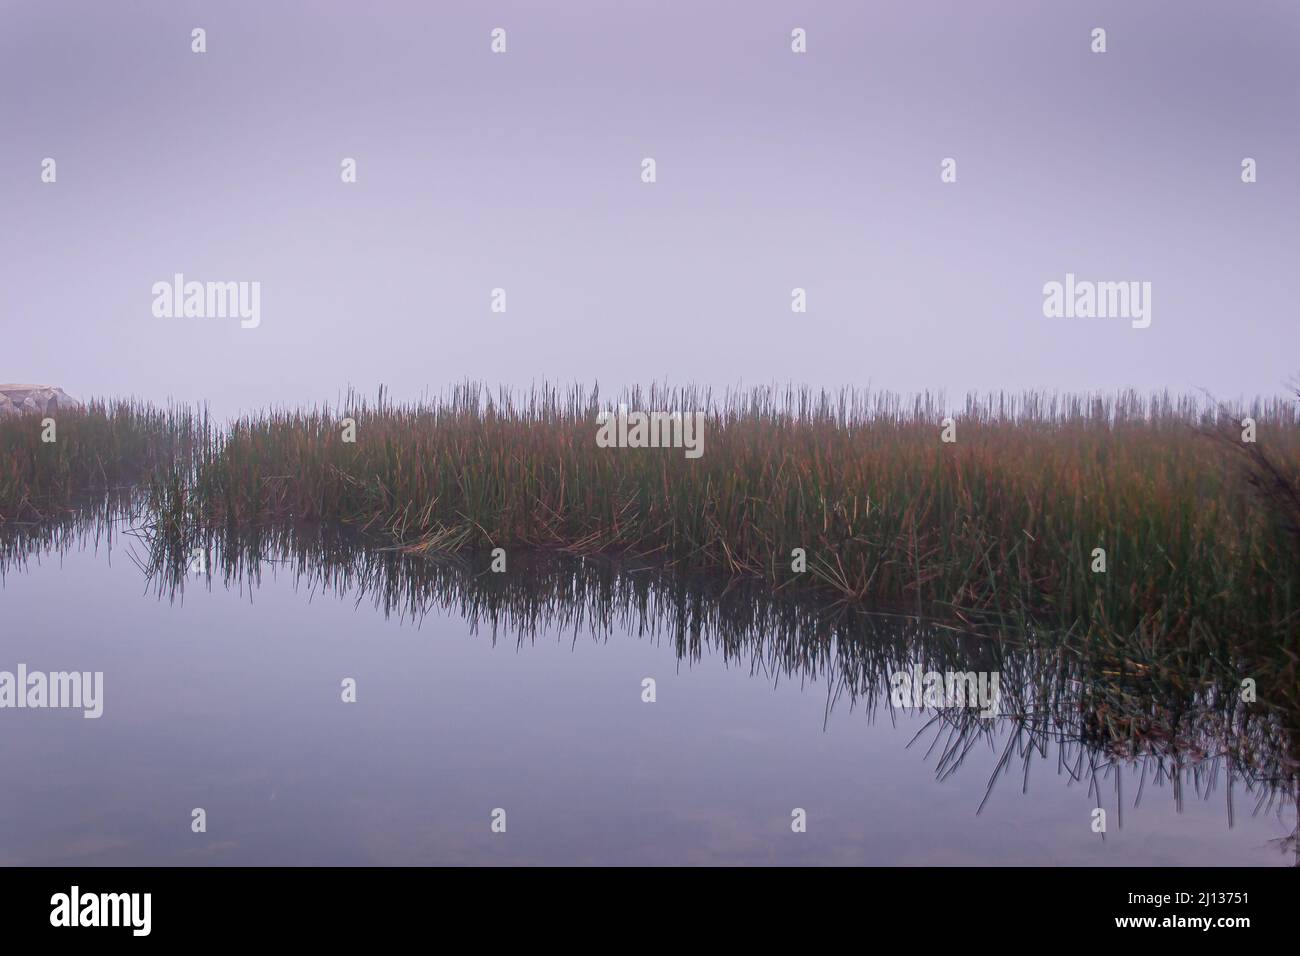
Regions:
[[4, 0, 1298, 420]]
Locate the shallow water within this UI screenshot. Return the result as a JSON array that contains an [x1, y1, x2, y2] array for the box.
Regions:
[[0, 520, 1295, 866]]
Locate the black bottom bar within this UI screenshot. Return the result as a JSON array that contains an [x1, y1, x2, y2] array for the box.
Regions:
[[1, 866, 1289, 942]]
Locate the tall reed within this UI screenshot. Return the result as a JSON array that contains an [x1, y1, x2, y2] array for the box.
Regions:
[[0, 399, 206, 520], [3, 385, 1297, 688], [186, 385, 1300, 657]]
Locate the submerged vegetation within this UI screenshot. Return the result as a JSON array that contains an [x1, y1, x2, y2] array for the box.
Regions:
[[2, 383, 1299, 709]]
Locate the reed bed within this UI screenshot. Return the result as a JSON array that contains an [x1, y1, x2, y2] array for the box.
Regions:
[[192, 385, 1300, 646], [0, 399, 206, 521], [3, 384, 1298, 689]]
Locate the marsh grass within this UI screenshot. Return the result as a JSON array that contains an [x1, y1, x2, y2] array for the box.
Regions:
[[3, 384, 1298, 708], [192, 385, 1300, 660], [0, 399, 206, 521]]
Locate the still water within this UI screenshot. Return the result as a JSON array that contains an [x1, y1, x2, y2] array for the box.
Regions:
[[1, 519, 1295, 865]]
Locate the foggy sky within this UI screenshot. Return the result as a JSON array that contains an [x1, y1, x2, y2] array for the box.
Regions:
[[3, 0, 1298, 418]]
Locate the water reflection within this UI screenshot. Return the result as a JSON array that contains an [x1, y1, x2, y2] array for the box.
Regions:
[[2, 507, 1297, 864]]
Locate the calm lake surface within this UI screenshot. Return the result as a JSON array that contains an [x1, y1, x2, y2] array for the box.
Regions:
[[1, 518, 1295, 866]]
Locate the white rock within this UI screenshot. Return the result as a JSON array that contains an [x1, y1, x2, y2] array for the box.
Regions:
[[0, 384, 84, 417]]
